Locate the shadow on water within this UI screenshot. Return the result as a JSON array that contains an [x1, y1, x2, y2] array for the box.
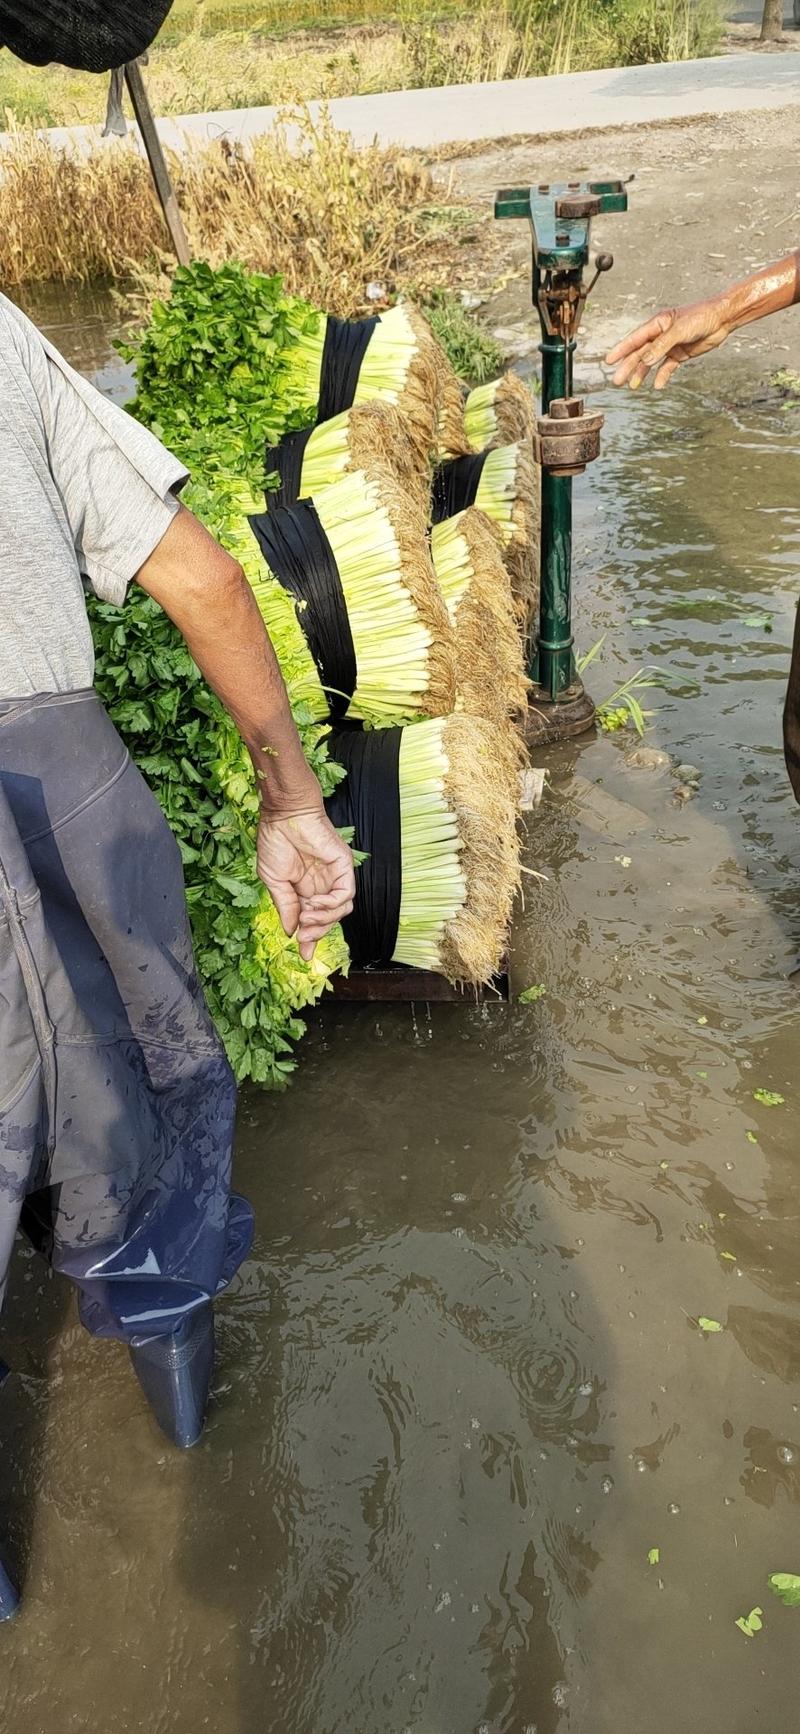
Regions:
[[2, 288, 800, 1733]]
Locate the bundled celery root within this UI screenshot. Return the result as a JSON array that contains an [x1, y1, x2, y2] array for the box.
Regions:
[[464, 373, 536, 451], [431, 509, 529, 725], [250, 467, 456, 727], [286, 303, 443, 469], [267, 401, 425, 512], [433, 442, 539, 612], [325, 715, 522, 984], [421, 715, 522, 983], [436, 363, 469, 460]]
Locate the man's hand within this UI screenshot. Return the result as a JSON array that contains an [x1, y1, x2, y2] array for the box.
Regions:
[[136, 509, 355, 960], [605, 299, 732, 391], [606, 253, 800, 391], [257, 806, 355, 961]]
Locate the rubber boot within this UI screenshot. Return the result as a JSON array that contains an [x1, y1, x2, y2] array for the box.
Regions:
[[0, 1555, 19, 1622], [128, 1303, 215, 1450]]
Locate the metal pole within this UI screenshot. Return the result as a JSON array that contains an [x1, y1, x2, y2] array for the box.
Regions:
[[535, 333, 576, 699], [124, 61, 191, 268]]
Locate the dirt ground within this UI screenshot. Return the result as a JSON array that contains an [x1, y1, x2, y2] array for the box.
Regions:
[[441, 101, 800, 383]]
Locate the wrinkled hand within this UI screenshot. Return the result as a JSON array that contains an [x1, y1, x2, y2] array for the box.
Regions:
[[257, 806, 355, 961], [605, 297, 734, 390]]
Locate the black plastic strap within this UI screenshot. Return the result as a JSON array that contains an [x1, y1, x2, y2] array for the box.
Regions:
[[318, 315, 379, 422], [249, 503, 357, 720], [325, 727, 403, 966], [264, 428, 313, 508], [431, 452, 488, 524]]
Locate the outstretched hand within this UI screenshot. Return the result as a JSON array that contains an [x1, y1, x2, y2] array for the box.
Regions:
[[257, 806, 355, 961], [605, 298, 733, 390]]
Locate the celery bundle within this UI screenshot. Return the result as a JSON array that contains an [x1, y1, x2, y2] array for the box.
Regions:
[[119, 260, 319, 490], [249, 468, 456, 727], [286, 303, 443, 467], [464, 373, 536, 451], [195, 473, 333, 722], [432, 442, 539, 611], [325, 715, 521, 983], [266, 401, 423, 511], [89, 488, 348, 1089], [431, 509, 529, 726]]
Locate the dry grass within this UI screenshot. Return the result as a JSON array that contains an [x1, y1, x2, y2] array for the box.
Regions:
[[0, 25, 405, 125], [400, 0, 722, 86], [0, 114, 476, 303], [0, 0, 722, 127]]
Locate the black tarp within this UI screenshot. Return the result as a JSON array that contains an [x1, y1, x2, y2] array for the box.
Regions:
[[0, 1, 174, 73]]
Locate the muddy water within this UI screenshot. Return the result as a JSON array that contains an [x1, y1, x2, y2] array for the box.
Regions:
[[1, 288, 799, 1733]]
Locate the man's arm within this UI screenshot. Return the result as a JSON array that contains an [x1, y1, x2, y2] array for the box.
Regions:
[[136, 505, 355, 960], [606, 251, 800, 390]]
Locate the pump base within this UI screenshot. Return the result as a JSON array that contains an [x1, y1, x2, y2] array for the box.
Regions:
[[524, 683, 596, 745]]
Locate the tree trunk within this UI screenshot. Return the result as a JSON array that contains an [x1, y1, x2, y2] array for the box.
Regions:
[[761, 0, 784, 39]]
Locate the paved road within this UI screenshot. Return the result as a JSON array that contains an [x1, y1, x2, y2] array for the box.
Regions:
[[3, 49, 798, 155]]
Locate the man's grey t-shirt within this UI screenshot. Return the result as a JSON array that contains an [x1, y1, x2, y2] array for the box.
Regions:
[[0, 292, 188, 699]]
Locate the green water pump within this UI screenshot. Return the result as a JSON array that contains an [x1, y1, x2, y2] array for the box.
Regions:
[[496, 177, 629, 740]]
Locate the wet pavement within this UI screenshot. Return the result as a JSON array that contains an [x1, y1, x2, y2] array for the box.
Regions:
[[1, 288, 799, 1732]]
